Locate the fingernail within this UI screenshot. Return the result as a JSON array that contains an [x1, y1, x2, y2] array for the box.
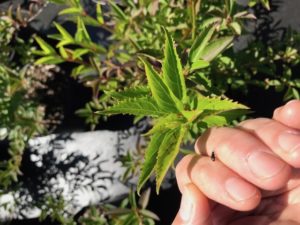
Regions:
[[179, 185, 195, 222], [278, 130, 300, 153], [247, 151, 286, 179], [225, 177, 257, 201]]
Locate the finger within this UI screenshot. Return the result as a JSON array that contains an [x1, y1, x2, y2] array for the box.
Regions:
[[194, 127, 291, 190], [176, 155, 261, 211], [238, 118, 300, 168], [172, 183, 212, 225], [273, 100, 300, 130]]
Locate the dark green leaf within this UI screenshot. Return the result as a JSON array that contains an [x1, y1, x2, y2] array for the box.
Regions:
[[162, 28, 187, 101], [140, 58, 181, 113], [156, 127, 185, 193], [105, 86, 150, 101], [137, 132, 166, 194]]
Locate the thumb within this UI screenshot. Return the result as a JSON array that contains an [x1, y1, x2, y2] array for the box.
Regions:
[[172, 183, 212, 225]]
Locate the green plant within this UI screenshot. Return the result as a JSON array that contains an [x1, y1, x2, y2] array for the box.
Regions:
[[79, 189, 157, 225], [0, 15, 46, 189], [34, 0, 293, 194], [101, 29, 248, 193]]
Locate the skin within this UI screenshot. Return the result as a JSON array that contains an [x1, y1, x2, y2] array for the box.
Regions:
[[172, 100, 300, 225]]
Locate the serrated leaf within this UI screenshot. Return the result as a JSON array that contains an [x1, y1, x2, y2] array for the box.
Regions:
[[190, 60, 210, 71], [197, 96, 248, 111], [140, 58, 181, 113], [156, 127, 185, 193], [137, 132, 166, 194], [199, 36, 234, 62], [105, 86, 150, 101], [162, 28, 186, 102], [101, 97, 167, 117], [189, 24, 217, 63], [144, 114, 186, 136]]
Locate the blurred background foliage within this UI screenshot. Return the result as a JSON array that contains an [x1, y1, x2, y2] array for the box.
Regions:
[[0, 0, 300, 224]]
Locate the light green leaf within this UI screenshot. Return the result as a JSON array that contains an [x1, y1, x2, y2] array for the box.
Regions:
[[190, 60, 210, 71], [54, 22, 74, 42], [140, 58, 181, 113], [229, 22, 242, 35], [137, 132, 166, 194], [144, 114, 186, 136], [197, 96, 248, 111], [199, 36, 234, 62], [35, 56, 64, 65], [59, 7, 82, 15], [34, 36, 56, 54], [202, 114, 228, 127], [156, 127, 185, 194], [202, 109, 249, 127], [59, 47, 69, 59], [162, 28, 187, 101], [96, 3, 104, 24], [189, 24, 216, 63], [75, 17, 91, 43], [73, 48, 90, 59], [105, 86, 150, 101], [260, 0, 270, 10], [101, 97, 167, 117]]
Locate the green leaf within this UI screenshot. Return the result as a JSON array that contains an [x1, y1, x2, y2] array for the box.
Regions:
[[229, 22, 242, 35], [105, 86, 150, 101], [137, 132, 166, 194], [54, 22, 75, 42], [197, 96, 248, 111], [59, 47, 69, 59], [162, 28, 187, 102], [199, 36, 234, 62], [59, 7, 82, 15], [145, 114, 186, 136], [260, 0, 270, 10], [35, 56, 64, 65], [73, 48, 90, 59], [101, 97, 167, 117], [202, 109, 249, 127], [109, 1, 128, 21], [96, 3, 104, 24], [140, 58, 181, 113], [189, 24, 216, 63], [75, 17, 91, 43], [156, 127, 185, 193], [190, 60, 210, 71], [34, 36, 56, 54]]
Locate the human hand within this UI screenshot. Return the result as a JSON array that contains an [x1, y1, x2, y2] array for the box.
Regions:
[[172, 100, 300, 225]]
